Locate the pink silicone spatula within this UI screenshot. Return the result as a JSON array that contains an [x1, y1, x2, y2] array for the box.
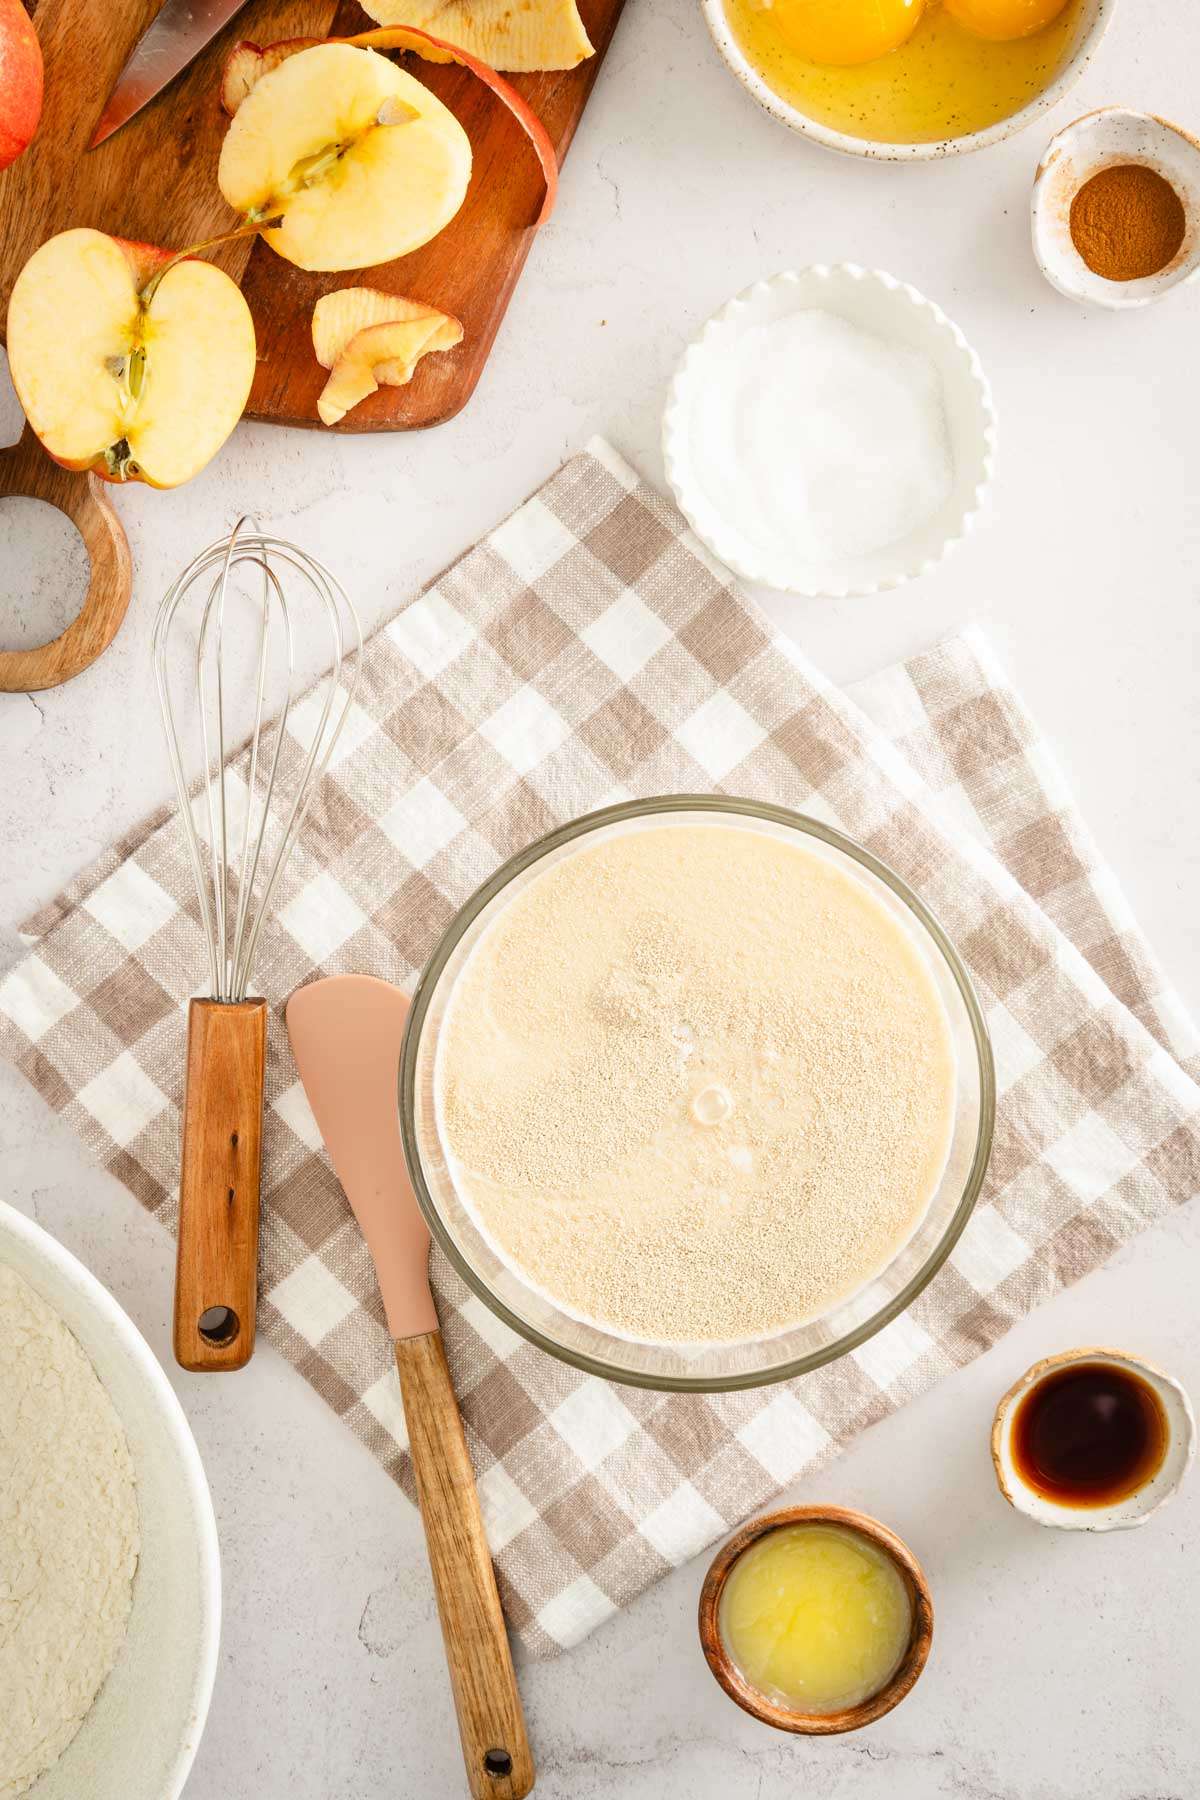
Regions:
[[286, 974, 534, 1800]]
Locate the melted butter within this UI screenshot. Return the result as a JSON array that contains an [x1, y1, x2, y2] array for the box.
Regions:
[[719, 1523, 913, 1713], [722, 0, 1084, 145]]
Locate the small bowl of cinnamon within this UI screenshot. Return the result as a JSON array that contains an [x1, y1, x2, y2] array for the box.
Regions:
[[1032, 107, 1200, 310]]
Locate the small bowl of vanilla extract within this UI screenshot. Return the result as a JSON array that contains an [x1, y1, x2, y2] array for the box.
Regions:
[[992, 1348, 1195, 1531]]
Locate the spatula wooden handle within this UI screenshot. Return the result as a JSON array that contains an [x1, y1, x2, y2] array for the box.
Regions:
[[395, 1330, 534, 1800], [174, 996, 266, 1373]]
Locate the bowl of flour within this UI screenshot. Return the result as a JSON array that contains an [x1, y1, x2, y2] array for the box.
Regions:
[[0, 1202, 219, 1800], [401, 797, 994, 1392]]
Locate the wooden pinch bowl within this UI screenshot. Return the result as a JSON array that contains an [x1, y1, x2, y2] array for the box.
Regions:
[[698, 1504, 933, 1736]]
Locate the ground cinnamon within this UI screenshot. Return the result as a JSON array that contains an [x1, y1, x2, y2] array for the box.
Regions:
[[1069, 162, 1187, 282]]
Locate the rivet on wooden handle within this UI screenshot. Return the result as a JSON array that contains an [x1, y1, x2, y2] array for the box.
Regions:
[[395, 1330, 535, 1800], [174, 996, 267, 1373], [0, 425, 132, 693]]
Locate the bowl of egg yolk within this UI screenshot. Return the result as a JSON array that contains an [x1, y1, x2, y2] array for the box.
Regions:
[[702, 0, 1116, 159]]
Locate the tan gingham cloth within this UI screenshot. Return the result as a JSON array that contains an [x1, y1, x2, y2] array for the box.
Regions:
[[2, 441, 1198, 1658]]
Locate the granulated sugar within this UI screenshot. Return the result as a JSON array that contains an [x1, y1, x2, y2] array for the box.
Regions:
[[437, 821, 956, 1344], [687, 309, 953, 568]]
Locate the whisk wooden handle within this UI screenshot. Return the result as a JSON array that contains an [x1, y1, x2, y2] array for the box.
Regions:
[[395, 1331, 535, 1800], [174, 997, 267, 1373]]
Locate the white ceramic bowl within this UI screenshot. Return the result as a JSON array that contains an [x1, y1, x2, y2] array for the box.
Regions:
[[662, 266, 996, 598], [0, 1201, 220, 1799], [991, 1347, 1195, 1532], [700, 0, 1117, 161], [1033, 107, 1200, 309]]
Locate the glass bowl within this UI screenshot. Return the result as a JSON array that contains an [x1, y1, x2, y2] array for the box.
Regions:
[[399, 797, 994, 1392]]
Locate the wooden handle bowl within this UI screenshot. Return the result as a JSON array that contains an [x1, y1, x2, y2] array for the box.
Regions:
[[0, 426, 132, 693]]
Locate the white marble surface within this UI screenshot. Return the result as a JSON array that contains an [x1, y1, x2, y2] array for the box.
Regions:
[[2, 2, 1199, 1794]]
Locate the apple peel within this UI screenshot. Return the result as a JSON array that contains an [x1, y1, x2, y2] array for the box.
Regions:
[[313, 286, 442, 366], [312, 288, 463, 425], [356, 0, 593, 73], [220, 38, 322, 113], [220, 25, 558, 226]]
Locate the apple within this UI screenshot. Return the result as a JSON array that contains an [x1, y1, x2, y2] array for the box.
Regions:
[[356, 0, 593, 73], [221, 27, 558, 229], [0, 0, 43, 169], [311, 284, 452, 364], [311, 287, 462, 423], [217, 42, 473, 273], [6, 227, 256, 486], [220, 37, 322, 113]]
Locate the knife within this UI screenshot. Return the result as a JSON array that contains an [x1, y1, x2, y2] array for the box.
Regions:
[[89, 0, 252, 149]]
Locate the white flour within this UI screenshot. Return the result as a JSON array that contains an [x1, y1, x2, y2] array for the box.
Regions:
[[0, 1264, 139, 1800], [437, 822, 956, 1344]]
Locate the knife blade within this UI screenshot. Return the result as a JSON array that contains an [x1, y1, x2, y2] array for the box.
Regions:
[[89, 0, 252, 149]]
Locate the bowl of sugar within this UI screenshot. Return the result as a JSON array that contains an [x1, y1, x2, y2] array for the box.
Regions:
[[400, 795, 994, 1392], [663, 266, 996, 597]]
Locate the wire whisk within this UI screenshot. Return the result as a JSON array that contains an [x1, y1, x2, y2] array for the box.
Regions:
[[152, 520, 361, 1373], [153, 519, 362, 1002]]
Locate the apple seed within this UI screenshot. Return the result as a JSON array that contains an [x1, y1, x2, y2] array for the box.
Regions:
[[375, 97, 418, 126]]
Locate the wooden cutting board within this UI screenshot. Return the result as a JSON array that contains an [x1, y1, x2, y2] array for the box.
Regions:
[[0, 0, 624, 430]]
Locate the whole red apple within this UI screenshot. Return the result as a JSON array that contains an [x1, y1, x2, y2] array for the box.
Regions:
[[0, 0, 43, 170]]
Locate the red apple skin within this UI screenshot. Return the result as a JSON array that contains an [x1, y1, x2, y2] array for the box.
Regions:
[[115, 235, 176, 291], [0, 0, 43, 170]]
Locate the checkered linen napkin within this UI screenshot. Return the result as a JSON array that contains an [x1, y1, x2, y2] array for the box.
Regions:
[[2, 441, 1197, 1658]]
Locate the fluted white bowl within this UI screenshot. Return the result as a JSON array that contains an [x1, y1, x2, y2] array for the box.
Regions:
[[662, 266, 996, 598]]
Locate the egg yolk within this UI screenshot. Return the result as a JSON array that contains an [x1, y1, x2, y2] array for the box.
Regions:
[[943, 0, 1069, 40], [771, 0, 924, 66]]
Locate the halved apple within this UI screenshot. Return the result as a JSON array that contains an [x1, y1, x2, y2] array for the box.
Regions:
[[357, 0, 593, 72], [6, 227, 256, 487], [221, 28, 557, 227], [217, 42, 472, 272], [312, 288, 462, 424]]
